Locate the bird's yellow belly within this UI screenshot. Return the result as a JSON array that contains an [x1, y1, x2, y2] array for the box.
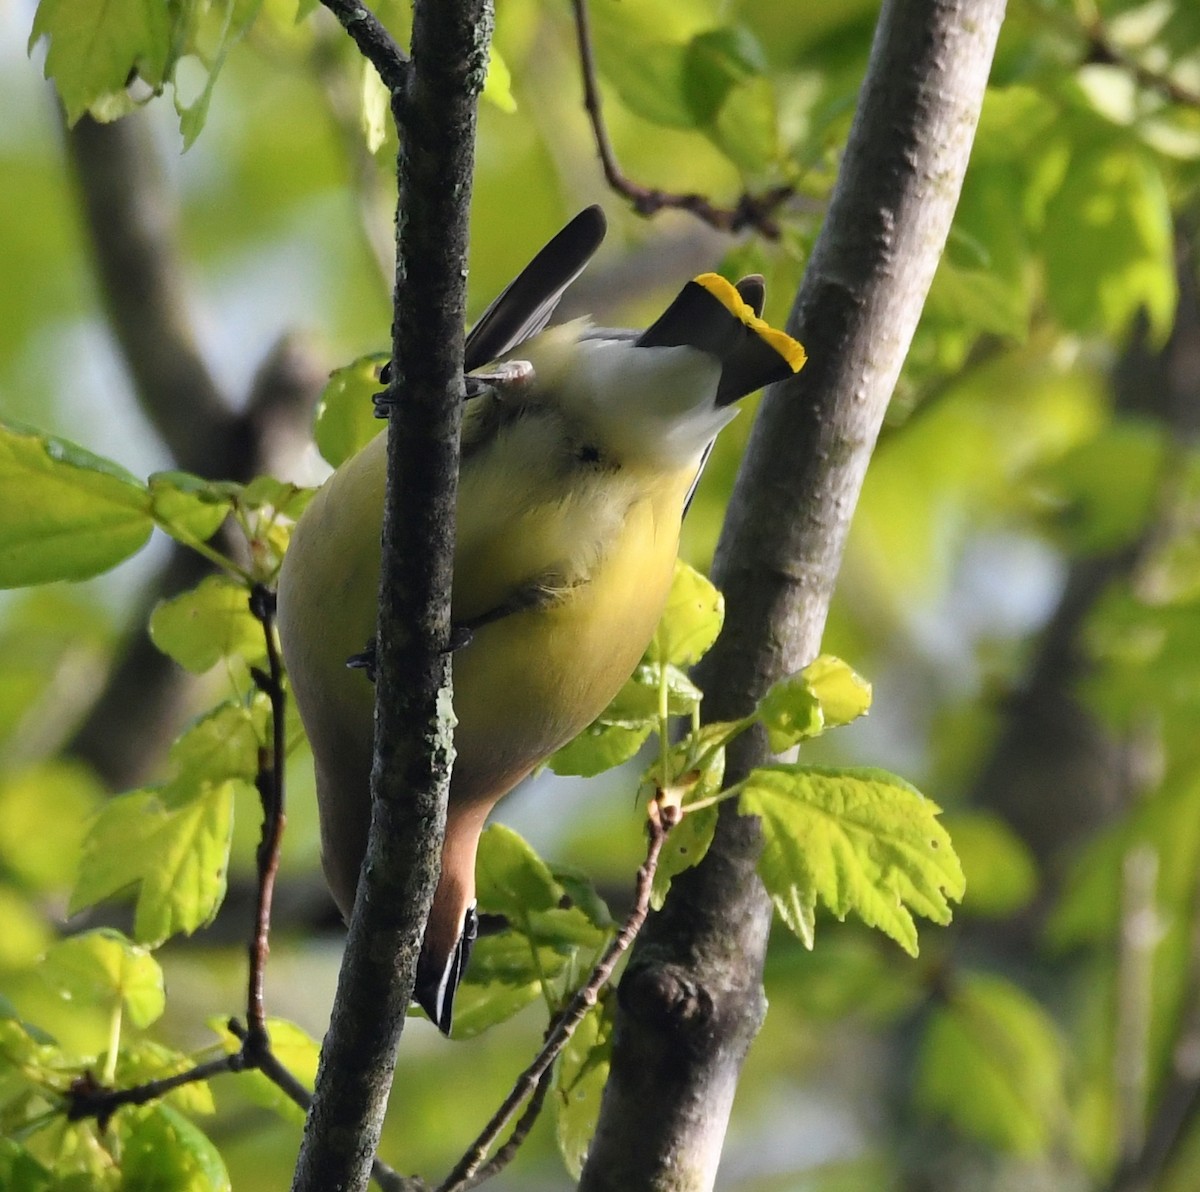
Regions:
[[449, 492, 677, 803]]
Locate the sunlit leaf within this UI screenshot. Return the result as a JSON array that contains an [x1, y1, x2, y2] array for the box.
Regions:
[[314, 354, 388, 467], [647, 560, 724, 667], [741, 766, 964, 954], [39, 929, 165, 1029], [149, 576, 265, 674], [0, 421, 152, 587], [120, 1103, 231, 1192], [72, 782, 239, 945], [29, 0, 172, 125], [554, 993, 614, 1178]]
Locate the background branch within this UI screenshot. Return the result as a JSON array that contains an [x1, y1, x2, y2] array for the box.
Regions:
[[290, 1, 490, 1189], [61, 114, 322, 789], [579, 3, 1007, 1189]]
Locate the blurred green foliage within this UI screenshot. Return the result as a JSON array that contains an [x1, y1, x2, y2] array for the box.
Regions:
[[0, 0, 1199, 1188]]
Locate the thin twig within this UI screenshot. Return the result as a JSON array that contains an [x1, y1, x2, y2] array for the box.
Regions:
[[570, 0, 793, 238], [1084, 23, 1200, 110], [437, 800, 678, 1192], [247, 585, 289, 1042], [319, 0, 411, 96]]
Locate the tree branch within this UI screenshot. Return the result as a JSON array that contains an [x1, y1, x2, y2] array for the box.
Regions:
[[570, 0, 793, 237], [291, 2, 492, 1189], [62, 114, 323, 789], [318, 0, 411, 95], [579, 4, 1006, 1189]]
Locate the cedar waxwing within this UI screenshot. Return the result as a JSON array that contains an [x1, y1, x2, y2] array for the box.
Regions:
[[276, 206, 805, 1033]]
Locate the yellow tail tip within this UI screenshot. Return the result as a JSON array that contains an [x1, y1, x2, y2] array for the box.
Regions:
[[693, 272, 807, 373]]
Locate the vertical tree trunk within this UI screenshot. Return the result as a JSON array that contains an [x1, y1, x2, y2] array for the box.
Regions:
[[581, 3, 1007, 1188]]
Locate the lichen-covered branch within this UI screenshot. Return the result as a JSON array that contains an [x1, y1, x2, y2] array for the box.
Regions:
[[289, 2, 492, 1190], [580, 4, 1008, 1189]]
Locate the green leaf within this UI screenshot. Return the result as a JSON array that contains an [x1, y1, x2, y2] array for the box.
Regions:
[[554, 993, 615, 1178], [147, 473, 235, 546], [314, 354, 388, 467], [211, 1018, 317, 1125], [475, 824, 562, 918], [459, 827, 608, 1034], [741, 766, 964, 955], [149, 576, 265, 673], [1041, 144, 1176, 339], [167, 697, 270, 795], [118, 1040, 216, 1117], [916, 972, 1067, 1156], [756, 654, 872, 751], [39, 929, 165, 1029], [483, 45, 517, 114], [0, 1139, 51, 1192], [0, 761, 104, 891], [71, 782, 238, 945], [174, 0, 265, 147], [944, 812, 1038, 919], [682, 27, 765, 124], [651, 803, 717, 910], [647, 560, 724, 667], [548, 722, 652, 777], [120, 1104, 230, 1192], [604, 662, 703, 723], [1035, 419, 1168, 554], [30, 0, 172, 125], [0, 421, 152, 587]]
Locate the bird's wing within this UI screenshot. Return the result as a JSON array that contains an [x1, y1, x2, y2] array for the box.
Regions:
[[464, 206, 607, 372]]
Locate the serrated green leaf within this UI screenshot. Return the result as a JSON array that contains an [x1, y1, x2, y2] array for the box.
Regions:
[[916, 972, 1066, 1156], [72, 782, 238, 945], [30, 0, 172, 125], [554, 993, 614, 1178], [448, 969, 540, 1039], [314, 355, 388, 467], [710, 72, 779, 173], [149, 576, 264, 673], [174, 0, 264, 147], [120, 1103, 230, 1192], [802, 655, 873, 727], [944, 812, 1038, 918], [0, 421, 152, 587], [647, 560, 724, 667], [167, 697, 270, 795], [39, 929, 165, 1029], [741, 766, 964, 955], [147, 473, 234, 546]]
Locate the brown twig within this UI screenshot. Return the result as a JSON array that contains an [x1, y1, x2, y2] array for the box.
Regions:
[[437, 799, 678, 1192], [1083, 23, 1200, 110], [318, 0, 411, 96], [246, 584, 288, 1041], [569, 0, 793, 238]]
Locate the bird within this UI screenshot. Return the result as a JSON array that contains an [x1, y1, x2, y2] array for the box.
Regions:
[[275, 205, 805, 1034]]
